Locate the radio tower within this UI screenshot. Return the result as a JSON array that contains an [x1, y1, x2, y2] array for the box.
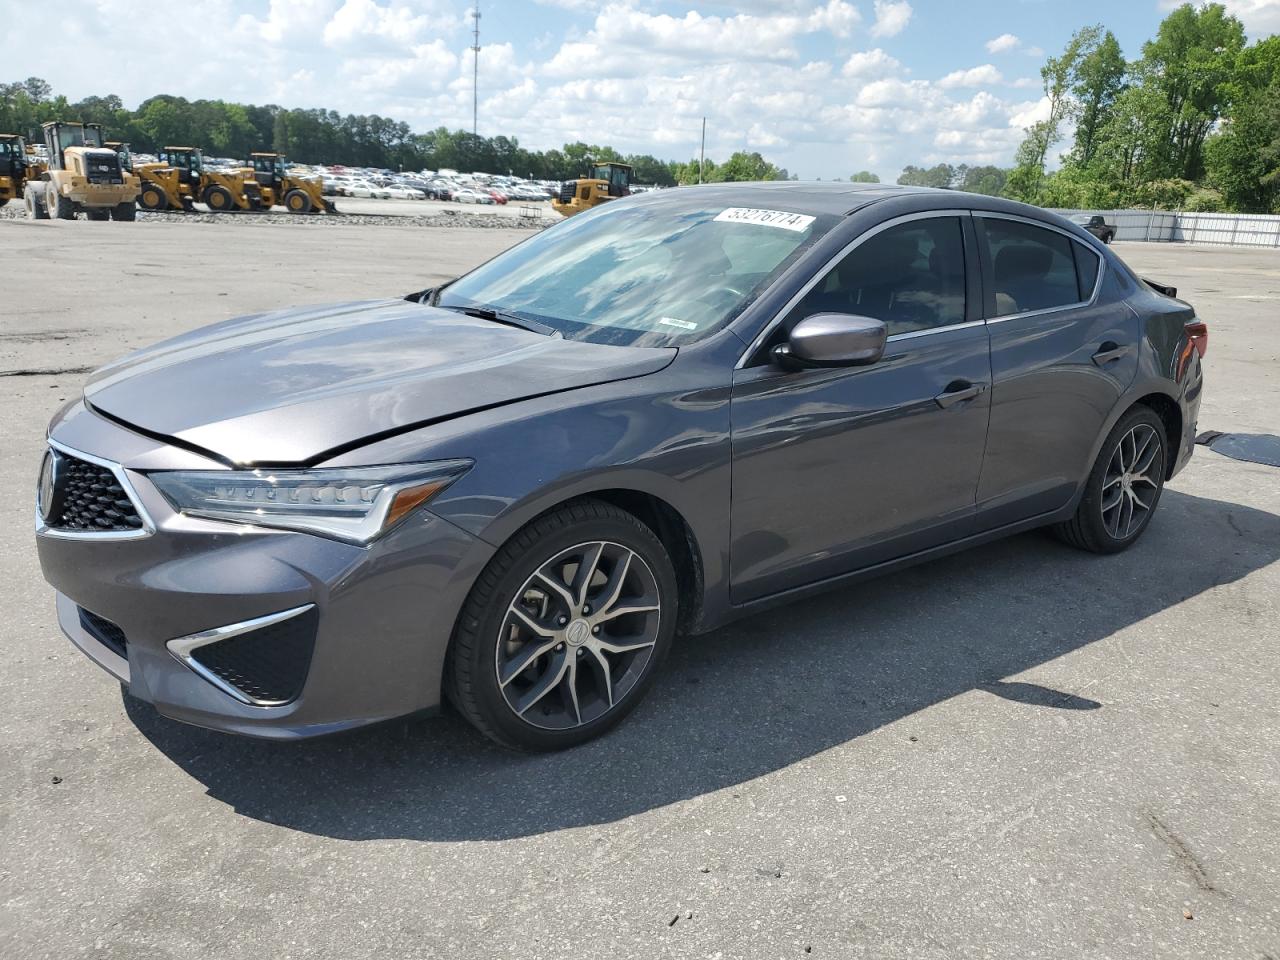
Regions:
[[471, 3, 481, 138]]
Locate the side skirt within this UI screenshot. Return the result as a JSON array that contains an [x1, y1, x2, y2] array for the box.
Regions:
[[710, 504, 1077, 630]]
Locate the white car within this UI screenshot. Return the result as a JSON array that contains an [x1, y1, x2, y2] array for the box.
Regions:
[[347, 179, 391, 199], [453, 188, 495, 205], [385, 185, 425, 201]]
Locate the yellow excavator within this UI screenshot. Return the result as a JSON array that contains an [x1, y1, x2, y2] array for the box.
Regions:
[[135, 146, 260, 213], [0, 133, 30, 207], [24, 121, 140, 221], [551, 161, 633, 217], [244, 152, 335, 213]]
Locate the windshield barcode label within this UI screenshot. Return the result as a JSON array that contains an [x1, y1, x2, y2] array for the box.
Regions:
[[714, 208, 816, 232]]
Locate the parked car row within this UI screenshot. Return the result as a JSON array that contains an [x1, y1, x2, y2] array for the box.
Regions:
[[303, 165, 562, 204]]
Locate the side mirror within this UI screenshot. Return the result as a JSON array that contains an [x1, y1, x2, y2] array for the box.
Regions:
[[773, 313, 887, 369]]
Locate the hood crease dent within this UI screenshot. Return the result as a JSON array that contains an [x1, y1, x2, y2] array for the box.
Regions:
[[84, 299, 675, 466]]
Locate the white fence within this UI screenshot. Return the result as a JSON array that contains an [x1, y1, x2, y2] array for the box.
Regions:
[[1050, 208, 1280, 247]]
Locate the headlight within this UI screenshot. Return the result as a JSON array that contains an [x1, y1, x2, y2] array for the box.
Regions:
[[148, 460, 471, 544]]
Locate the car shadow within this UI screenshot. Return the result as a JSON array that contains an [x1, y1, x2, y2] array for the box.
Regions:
[[123, 488, 1280, 841]]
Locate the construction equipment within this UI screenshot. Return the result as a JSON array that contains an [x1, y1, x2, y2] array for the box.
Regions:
[[244, 152, 336, 213], [23, 121, 140, 221], [551, 161, 633, 218], [0, 133, 30, 207], [135, 146, 262, 213]]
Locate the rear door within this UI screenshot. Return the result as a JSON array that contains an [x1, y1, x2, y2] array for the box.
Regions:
[[729, 212, 992, 603], [974, 213, 1138, 528]]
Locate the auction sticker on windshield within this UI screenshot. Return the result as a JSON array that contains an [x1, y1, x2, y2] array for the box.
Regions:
[[713, 208, 816, 232]]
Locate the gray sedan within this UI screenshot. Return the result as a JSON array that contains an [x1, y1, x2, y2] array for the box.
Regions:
[[35, 183, 1207, 750]]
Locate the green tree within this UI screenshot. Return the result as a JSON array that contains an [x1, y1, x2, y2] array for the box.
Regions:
[[1137, 2, 1246, 181], [713, 151, 784, 182], [1071, 28, 1126, 166], [896, 163, 954, 188], [1007, 26, 1096, 202], [957, 165, 1006, 196], [849, 170, 879, 183]]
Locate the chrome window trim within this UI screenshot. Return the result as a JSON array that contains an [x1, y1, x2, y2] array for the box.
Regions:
[[973, 210, 1106, 324], [35, 438, 157, 540], [736, 209, 973, 369], [886, 318, 986, 342], [166, 604, 316, 707]]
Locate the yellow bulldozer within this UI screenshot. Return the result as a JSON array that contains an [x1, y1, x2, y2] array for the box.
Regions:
[[244, 152, 336, 213], [0, 133, 31, 207], [23, 121, 140, 221], [134, 146, 260, 213], [551, 161, 633, 217]]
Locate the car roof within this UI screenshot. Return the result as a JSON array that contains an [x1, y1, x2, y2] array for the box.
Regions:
[[627, 181, 922, 216], [626, 181, 1064, 222]]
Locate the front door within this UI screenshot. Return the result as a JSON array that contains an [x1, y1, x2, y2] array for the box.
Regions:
[[730, 214, 992, 604]]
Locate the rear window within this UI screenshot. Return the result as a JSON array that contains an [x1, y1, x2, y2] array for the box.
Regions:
[[1073, 242, 1100, 300], [980, 218, 1081, 317]]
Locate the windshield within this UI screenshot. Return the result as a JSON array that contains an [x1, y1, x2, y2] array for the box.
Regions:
[[438, 197, 836, 347], [56, 126, 86, 151]]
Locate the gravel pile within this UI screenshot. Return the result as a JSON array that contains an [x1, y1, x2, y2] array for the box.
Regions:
[[0, 204, 547, 229]]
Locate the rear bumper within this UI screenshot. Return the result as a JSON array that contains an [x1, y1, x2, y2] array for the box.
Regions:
[[37, 403, 494, 740]]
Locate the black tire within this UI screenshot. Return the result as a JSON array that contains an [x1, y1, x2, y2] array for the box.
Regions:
[[139, 183, 168, 211], [111, 201, 136, 221], [283, 188, 312, 213], [49, 185, 75, 220], [24, 184, 48, 220], [447, 499, 679, 751], [0, 197, 7, 208], [1054, 406, 1167, 554], [86, 209, 110, 221], [203, 184, 234, 212]]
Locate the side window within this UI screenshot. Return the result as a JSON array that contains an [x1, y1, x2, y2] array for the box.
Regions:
[[981, 218, 1081, 317], [780, 217, 967, 340], [1073, 241, 1100, 300]]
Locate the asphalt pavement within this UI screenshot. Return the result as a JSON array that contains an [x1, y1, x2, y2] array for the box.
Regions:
[[1, 220, 1277, 959]]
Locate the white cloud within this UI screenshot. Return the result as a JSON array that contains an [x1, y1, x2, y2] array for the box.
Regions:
[[237, 0, 336, 45], [323, 0, 434, 49], [938, 64, 1003, 89], [841, 48, 902, 78], [985, 32, 1020, 54], [1009, 96, 1051, 130], [868, 0, 912, 38], [1159, 0, 1280, 38], [542, 1, 860, 77]]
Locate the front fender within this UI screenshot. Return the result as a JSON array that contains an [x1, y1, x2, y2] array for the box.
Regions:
[[320, 359, 734, 627]]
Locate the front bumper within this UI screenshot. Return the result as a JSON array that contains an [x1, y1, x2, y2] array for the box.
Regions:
[[36, 402, 494, 739]]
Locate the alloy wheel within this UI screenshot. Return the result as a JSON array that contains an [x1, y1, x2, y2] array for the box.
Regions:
[[494, 540, 662, 731], [1101, 423, 1162, 540]]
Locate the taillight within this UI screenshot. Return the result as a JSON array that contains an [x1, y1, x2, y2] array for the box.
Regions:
[[1186, 320, 1208, 358]]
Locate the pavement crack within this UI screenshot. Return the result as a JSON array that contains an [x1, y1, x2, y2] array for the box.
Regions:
[[1144, 810, 1220, 895], [1226, 512, 1246, 538], [0, 366, 92, 377]]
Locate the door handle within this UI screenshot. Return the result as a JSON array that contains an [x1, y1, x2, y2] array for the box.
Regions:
[[934, 380, 986, 409], [1092, 342, 1130, 365]]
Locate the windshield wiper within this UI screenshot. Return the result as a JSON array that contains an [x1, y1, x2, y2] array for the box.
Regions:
[[439, 303, 558, 337]]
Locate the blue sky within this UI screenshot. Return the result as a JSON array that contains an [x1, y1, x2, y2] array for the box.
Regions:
[[3, 0, 1278, 178]]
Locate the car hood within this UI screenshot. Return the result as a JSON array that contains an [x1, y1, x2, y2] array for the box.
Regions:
[[84, 299, 675, 465]]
